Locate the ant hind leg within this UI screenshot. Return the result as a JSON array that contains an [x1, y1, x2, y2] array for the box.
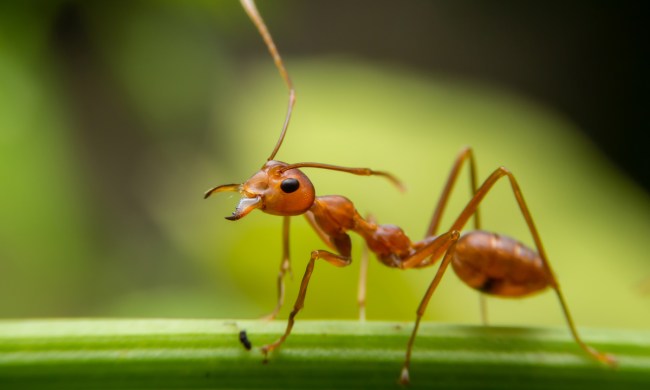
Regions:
[[451, 166, 617, 366]]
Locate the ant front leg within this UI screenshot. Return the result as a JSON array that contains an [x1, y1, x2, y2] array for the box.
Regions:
[[357, 213, 377, 322], [261, 242, 352, 358], [262, 216, 292, 321]]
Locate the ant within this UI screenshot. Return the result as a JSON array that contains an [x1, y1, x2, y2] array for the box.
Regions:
[[205, 0, 617, 385]]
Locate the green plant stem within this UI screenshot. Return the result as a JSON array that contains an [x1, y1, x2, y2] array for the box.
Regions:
[[0, 319, 648, 389]]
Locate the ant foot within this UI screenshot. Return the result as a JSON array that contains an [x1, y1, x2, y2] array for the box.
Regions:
[[399, 366, 410, 386], [599, 352, 618, 368], [260, 345, 271, 364], [259, 312, 277, 322]]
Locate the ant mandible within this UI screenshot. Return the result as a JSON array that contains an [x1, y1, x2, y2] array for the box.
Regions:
[[205, 0, 617, 385]]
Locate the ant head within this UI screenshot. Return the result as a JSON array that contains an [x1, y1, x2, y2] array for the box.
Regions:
[[204, 160, 315, 221], [206, 1, 403, 221]]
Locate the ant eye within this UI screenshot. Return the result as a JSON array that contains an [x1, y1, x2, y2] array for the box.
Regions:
[[280, 178, 300, 193]]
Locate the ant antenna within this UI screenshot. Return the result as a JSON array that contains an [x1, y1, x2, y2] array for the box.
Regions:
[[280, 162, 406, 192], [240, 0, 296, 161], [241, 2, 405, 195]]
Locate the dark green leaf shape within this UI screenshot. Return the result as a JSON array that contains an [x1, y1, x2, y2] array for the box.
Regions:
[[0, 319, 648, 389]]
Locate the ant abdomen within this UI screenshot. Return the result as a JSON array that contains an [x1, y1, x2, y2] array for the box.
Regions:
[[452, 230, 550, 297]]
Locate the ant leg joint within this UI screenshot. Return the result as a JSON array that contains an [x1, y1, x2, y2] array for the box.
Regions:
[[498, 166, 511, 173]]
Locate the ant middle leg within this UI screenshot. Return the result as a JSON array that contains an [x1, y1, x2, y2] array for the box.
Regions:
[[400, 242, 459, 385], [384, 229, 462, 385], [357, 239, 369, 321]]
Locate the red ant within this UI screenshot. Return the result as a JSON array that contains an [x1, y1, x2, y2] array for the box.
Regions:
[[205, 0, 617, 385]]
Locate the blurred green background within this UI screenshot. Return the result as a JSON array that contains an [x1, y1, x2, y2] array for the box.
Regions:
[[1, 1, 648, 330]]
